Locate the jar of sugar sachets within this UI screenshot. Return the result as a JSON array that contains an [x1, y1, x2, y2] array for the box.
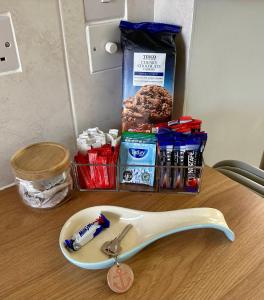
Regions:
[[10, 142, 73, 209]]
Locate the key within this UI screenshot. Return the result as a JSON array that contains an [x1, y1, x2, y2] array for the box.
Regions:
[[101, 224, 133, 257], [116, 224, 133, 243], [102, 226, 134, 293]]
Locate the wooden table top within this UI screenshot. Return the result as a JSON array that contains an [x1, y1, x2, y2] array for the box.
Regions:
[[1, 167, 264, 299]]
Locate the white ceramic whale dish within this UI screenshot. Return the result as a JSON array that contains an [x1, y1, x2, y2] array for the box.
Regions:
[[59, 206, 235, 270]]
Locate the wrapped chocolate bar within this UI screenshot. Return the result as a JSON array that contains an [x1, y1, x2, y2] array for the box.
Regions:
[[64, 214, 110, 251], [120, 21, 181, 132]]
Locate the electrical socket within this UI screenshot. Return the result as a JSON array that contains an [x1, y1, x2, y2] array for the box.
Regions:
[[0, 12, 22, 76]]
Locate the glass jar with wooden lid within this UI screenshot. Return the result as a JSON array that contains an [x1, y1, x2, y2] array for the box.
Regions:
[[10, 142, 73, 208]]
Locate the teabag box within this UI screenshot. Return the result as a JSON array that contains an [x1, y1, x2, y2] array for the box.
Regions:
[[119, 21, 181, 133], [120, 133, 157, 186]]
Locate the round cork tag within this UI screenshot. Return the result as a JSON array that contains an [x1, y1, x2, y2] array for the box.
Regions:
[[107, 263, 134, 293]]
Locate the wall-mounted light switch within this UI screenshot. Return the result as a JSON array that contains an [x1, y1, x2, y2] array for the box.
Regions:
[[86, 20, 122, 73], [0, 12, 21, 76]]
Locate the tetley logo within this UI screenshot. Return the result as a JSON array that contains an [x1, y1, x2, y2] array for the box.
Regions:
[[129, 148, 148, 158]]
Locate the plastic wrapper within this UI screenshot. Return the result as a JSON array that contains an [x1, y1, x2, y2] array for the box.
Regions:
[[156, 129, 207, 192], [64, 214, 110, 251], [120, 20, 181, 132], [74, 145, 119, 190], [16, 170, 73, 208]]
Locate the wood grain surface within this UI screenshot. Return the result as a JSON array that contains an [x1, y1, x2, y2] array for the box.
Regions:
[[10, 142, 70, 180], [1, 167, 264, 299]]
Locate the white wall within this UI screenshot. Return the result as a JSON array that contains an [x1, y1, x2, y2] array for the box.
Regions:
[[0, 0, 154, 188], [155, 0, 264, 167], [155, 0, 194, 64], [59, 0, 123, 135], [127, 0, 154, 22], [186, 0, 264, 167], [154, 0, 194, 117], [0, 0, 75, 188]]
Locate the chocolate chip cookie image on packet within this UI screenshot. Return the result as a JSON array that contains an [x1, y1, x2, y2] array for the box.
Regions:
[[122, 85, 173, 131], [119, 21, 181, 133]]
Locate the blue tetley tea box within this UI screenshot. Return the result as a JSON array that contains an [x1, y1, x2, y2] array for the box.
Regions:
[[119, 21, 181, 133], [120, 141, 156, 186]]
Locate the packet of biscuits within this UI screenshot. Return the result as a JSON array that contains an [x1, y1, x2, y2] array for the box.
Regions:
[[119, 21, 181, 133]]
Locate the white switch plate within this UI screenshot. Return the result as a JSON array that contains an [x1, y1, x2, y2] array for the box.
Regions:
[[84, 0, 125, 22], [86, 20, 122, 73], [0, 12, 21, 76]]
